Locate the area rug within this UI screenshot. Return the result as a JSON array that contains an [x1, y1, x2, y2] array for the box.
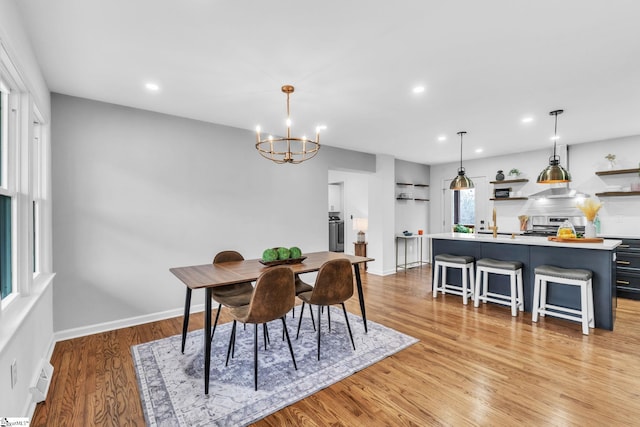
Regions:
[[131, 306, 418, 426]]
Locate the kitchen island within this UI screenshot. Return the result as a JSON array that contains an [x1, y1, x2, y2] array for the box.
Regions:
[[428, 233, 622, 330]]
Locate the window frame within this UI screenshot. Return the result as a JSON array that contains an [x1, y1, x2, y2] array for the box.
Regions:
[[0, 77, 16, 306]]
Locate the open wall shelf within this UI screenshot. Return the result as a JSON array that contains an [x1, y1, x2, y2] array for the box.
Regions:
[[595, 168, 640, 176], [595, 191, 640, 197], [489, 178, 529, 185]]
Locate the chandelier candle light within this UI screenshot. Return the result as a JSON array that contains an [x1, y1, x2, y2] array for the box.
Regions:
[[255, 85, 322, 164], [577, 199, 603, 238]]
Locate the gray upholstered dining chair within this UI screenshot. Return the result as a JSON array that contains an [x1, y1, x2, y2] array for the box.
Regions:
[[295, 258, 356, 360], [225, 265, 298, 390], [210, 250, 254, 342]]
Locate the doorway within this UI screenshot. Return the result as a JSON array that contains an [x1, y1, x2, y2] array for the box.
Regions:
[[442, 176, 488, 232]]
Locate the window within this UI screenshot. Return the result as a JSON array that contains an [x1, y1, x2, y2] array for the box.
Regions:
[[32, 121, 42, 274], [453, 188, 475, 226], [0, 194, 10, 299], [0, 81, 11, 300]]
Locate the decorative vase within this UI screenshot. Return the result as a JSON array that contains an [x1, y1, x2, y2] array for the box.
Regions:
[[585, 220, 596, 238], [496, 170, 505, 181]]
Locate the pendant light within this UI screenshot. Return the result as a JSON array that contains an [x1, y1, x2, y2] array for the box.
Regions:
[[450, 131, 474, 190], [537, 109, 571, 183]]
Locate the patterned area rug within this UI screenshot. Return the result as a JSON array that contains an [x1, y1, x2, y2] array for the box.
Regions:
[[132, 306, 418, 426]]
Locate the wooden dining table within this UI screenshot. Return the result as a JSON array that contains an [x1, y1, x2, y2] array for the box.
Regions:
[[170, 251, 374, 394]]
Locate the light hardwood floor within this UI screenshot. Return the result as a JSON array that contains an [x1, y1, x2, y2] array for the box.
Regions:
[[32, 266, 640, 426]]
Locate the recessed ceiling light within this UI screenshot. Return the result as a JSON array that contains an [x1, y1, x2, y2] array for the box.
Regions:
[[412, 86, 425, 94], [437, 135, 446, 142], [521, 116, 534, 123], [145, 82, 160, 92], [475, 148, 483, 153]]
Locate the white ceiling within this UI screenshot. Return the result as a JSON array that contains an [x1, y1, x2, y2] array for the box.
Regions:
[[15, 0, 640, 165]]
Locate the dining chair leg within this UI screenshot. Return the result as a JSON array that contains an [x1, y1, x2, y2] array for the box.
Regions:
[[254, 323, 258, 391], [281, 317, 297, 370], [296, 302, 306, 339], [210, 303, 222, 342], [341, 303, 356, 351], [309, 304, 316, 331], [225, 320, 237, 366], [327, 305, 332, 331], [263, 323, 269, 350], [317, 304, 322, 361]]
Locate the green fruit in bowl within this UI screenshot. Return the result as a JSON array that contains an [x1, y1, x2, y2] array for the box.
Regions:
[[277, 247, 291, 260], [262, 248, 278, 262], [289, 246, 302, 259]]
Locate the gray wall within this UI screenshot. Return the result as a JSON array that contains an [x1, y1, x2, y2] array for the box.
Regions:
[[51, 94, 375, 332]]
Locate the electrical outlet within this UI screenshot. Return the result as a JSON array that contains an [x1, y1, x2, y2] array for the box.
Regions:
[[10, 359, 17, 389]]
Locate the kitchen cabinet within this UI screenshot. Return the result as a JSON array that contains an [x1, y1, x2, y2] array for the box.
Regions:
[[328, 183, 343, 212], [594, 168, 640, 197], [616, 238, 640, 300], [489, 178, 528, 201]]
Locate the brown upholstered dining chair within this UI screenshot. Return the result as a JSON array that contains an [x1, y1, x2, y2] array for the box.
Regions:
[[225, 265, 298, 390], [210, 251, 254, 342], [296, 258, 356, 360]]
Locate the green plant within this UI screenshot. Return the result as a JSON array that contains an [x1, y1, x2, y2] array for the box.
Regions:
[[262, 248, 278, 262], [277, 247, 291, 260], [289, 247, 302, 259], [508, 168, 521, 177]]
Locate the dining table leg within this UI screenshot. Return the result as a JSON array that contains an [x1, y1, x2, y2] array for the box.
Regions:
[[353, 264, 368, 333], [181, 288, 192, 354], [204, 287, 212, 395]]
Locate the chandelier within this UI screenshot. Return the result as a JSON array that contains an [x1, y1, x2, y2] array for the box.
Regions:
[[255, 85, 321, 164]]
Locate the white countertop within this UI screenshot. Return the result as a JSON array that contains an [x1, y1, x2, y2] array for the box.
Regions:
[[427, 232, 622, 251]]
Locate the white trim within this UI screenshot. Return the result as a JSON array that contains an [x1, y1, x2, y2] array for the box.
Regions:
[[0, 273, 54, 353], [54, 303, 207, 342]]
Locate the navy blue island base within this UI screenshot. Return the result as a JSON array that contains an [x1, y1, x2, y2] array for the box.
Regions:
[[430, 234, 620, 330]]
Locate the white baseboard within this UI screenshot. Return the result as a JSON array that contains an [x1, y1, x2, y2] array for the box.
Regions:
[[54, 303, 206, 342]]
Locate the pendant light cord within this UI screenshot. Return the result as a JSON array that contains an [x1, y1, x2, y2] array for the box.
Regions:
[[460, 133, 463, 170], [552, 111, 558, 158]]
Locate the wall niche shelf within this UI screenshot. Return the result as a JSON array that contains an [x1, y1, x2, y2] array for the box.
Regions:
[[595, 168, 640, 176], [489, 178, 529, 185], [396, 182, 429, 201]]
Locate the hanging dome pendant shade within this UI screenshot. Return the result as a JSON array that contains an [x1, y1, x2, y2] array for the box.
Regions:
[[537, 110, 571, 184], [450, 131, 475, 190]]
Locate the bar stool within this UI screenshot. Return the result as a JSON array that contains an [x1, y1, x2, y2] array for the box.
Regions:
[[433, 254, 475, 305], [474, 258, 524, 316], [532, 265, 594, 335]]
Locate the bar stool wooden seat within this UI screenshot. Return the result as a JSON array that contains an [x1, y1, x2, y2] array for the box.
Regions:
[[474, 258, 524, 316], [433, 254, 475, 305], [532, 264, 594, 335]]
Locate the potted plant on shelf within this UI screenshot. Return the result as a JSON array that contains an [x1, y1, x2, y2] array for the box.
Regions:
[[508, 168, 521, 178], [605, 153, 616, 169]]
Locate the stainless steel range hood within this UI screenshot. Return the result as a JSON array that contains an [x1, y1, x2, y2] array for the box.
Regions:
[[529, 184, 590, 199]]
